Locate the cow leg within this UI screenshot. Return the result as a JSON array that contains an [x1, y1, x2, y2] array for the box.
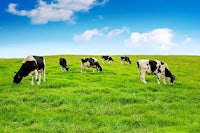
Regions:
[[31, 75, 34, 85], [28, 71, 35, 85], [163, 78, 166, 85], [84, 67, 86, 73], [64, 66, 68, 72], [34, 69, 39, 81], [156, 74, 161, 84], [93, 68, 95, 73], [161, 74, 166, 85], [121, 61, 123, 65], [140, 71, 146, 84], [97, 67, 100, 72], [81, 65, 86, 73], [63, 67, 66, 72], [43, 69, 46, 82], [42, 58, 46, 82], [37, 73, 42, 84]]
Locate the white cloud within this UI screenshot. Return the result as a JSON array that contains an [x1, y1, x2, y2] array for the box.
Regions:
[[100, 26, 110, 32], [98, 15, 104, 20], [183, 37, 192, 44], [125, 28, 174, 50], [74, 26, 129, 41], [7, 0, 108, 24], [106, 26, 129, 38], [94, 0, 109, 5], [92, 15, 104, 22], [73, 29, 103, 41]]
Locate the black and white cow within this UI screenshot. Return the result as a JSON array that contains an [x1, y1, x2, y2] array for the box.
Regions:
[[59, 57, 69, 72], [137, 59, 175, 85], [101, 56, 114, 64], [81, 57, 102, 73], [13, 55, 46, 85], [121, 56, 131, 65]]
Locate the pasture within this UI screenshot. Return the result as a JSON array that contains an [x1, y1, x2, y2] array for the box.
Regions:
[[0, 55, 199, 132]]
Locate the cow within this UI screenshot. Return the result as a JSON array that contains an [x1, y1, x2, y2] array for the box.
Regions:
[[137, 59, 175, 85], [81, 57, 102, 73], [13, 55, 46, 85], [101, 56, 114, 64], [121, 56, 131, 65], [59, 57, 69, 72]]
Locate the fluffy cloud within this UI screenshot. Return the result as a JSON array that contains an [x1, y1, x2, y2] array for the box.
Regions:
[[73, 29, 103, 41], [74, 26, 129, 41], [183, 37, 192, 44], [7, 0, 108, 24], [125, 28, 174, 50], [98, 15, 104, 20], [106, 26, 129, 38]]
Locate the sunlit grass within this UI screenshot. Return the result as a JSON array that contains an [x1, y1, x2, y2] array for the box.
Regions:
[[0, 55, 200, 132]]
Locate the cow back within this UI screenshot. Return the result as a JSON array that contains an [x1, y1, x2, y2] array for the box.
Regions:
[[149, 60, 157, 72], [60, 58, 67, 66], [18, 61, 38, 77], [33, 56, 45, 70], [88, 58, 96, 65], [81, 57, 89, 63]]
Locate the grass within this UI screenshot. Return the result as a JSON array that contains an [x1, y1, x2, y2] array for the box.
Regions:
[[0, 55, 200, 132]]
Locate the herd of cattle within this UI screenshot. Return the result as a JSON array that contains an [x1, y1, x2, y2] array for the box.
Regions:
[[13, 55, 175, 85]]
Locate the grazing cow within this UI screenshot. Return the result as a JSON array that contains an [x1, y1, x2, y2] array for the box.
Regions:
[[59, 57, 69, 72], [13, 55, 46, 85], [121, 56, 131, 65], [101, 56, 114, 63], [137, 59, 175, 85], [81, 57, 102, 73]]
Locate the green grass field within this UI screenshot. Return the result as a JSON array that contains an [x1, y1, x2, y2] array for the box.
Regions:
[[0, 55, 199, 133]]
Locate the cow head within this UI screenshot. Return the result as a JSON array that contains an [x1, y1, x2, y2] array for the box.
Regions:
[[96, 63, 102, 72], [98, 65, 102, 72], [66, 66, 69, 71], [128, 60, 131, 64], [127, 57, 131, 64], [169, 75, 176, 85], [165, 68, 176, 85], [13, 72, 23, 84], [109, 57, 114, 61]]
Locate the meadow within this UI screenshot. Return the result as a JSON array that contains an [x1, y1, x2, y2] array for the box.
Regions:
[[0, 55, 199, 133]]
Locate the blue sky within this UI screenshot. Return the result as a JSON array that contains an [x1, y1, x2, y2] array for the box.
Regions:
[[0, 0, 200, 58]]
